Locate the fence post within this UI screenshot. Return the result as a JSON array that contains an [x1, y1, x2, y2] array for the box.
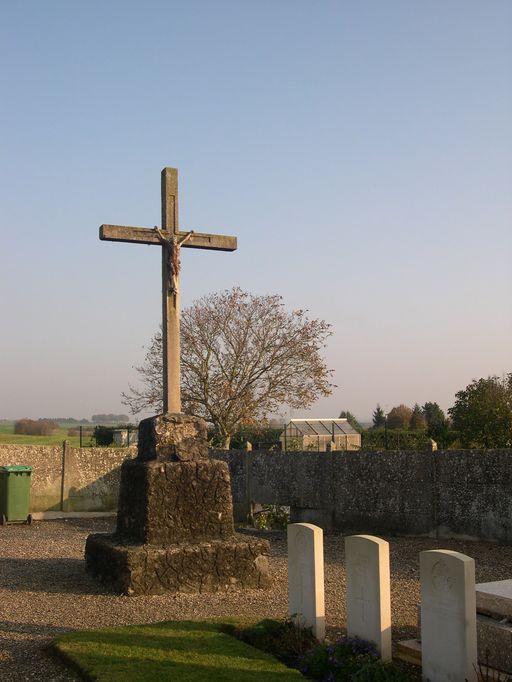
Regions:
[[60, 440, 69, 512], [242, 449, 252, 523]]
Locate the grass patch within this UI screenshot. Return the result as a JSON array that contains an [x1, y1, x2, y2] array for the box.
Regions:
[[0, 423, 107, 448], [53, 620, 303, 681], [0, 423, 83, 447], [0, 431, 78, 447]]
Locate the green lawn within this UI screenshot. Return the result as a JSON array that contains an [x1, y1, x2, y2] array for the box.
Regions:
[[54, 620, 302, 681], [0, 423, 93, 448]]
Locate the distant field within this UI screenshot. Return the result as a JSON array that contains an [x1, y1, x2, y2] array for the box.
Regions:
[[0, 422, 93, 448]]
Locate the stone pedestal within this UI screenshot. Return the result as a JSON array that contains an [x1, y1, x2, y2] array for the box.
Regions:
[[85, 413, 271, 595]]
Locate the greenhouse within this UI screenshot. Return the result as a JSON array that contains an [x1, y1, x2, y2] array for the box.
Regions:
[[280, 418, 361, 452]]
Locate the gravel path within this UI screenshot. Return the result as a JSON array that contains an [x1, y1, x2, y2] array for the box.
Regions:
[[1, 518, 512, 680]]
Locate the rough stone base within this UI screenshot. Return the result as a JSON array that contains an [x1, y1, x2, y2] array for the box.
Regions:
[[85, 533, 271, 595], [115, 459, 235, 545]]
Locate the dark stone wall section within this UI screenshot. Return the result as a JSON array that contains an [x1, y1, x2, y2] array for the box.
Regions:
[[211, 449, 512, 543]]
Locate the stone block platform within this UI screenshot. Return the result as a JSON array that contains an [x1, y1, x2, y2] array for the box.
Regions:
[[85, 534, 270, 595], [476, 579, 512, 619], [85, 413, 271, 595]]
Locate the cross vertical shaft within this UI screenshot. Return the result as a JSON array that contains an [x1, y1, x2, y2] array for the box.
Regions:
[[161, 168, 180, 413], [99, 166, 237, 416]]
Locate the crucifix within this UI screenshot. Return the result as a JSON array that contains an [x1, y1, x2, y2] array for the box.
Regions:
[[100, 167, 237, 414]]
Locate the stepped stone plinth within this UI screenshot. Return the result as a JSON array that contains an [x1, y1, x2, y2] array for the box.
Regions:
[[85, 413, 271, 595]]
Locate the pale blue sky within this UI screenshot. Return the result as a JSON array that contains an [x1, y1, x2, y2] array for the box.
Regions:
[[1, 1, 511, 422]]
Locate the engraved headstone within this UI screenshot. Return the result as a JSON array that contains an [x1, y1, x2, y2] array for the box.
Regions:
[[345, 534, 391, 661], [287, 523, 325, 640], [420, 549, 477, 682]]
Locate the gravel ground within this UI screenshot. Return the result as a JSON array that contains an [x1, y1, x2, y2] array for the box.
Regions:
[[1, 518, 512, 681]]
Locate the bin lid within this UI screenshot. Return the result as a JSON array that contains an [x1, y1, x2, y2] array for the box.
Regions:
[[0, 465, 32, 472]]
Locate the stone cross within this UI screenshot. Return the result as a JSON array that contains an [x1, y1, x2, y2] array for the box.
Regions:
[[100, 167, 237, 413]]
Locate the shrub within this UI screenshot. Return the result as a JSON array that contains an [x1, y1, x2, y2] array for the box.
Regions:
[[301, 635, 415, 681], [230, 425, 283, 450], [14, 418, 58, 436], [93, 425, 114, 446], [233, 618, 317, 667], [233, 621, 416, 681], [361, 430, 432, 451], [253, 505, 290, 530]]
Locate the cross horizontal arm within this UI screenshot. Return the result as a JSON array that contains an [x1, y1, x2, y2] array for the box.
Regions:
[[100, 224, 237, 251]]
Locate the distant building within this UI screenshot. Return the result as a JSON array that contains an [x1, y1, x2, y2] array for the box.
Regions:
[[112, 427, 138, 446], [280, 418, 361, 452]]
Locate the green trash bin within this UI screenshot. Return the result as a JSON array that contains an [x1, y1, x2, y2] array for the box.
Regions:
[[0, 466, 33, 525]]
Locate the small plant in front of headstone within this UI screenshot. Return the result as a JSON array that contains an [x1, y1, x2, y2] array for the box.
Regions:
[[231, 621, 417, 680], [253, 505, 290, 530], [231, 617, 317, 668], [300, 635, 416, 681], [299, 635, 378, 679]]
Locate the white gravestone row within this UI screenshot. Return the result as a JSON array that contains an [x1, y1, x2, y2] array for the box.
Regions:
[[287, 523, 478, 681]]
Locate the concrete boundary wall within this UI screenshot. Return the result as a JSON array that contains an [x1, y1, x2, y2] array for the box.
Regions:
[[0, 444, 136, 512], [211, 449, 512, 543], [2, 445, 511, 543]]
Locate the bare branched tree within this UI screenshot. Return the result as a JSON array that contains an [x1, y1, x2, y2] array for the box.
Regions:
[[122, 288, 335, 448]]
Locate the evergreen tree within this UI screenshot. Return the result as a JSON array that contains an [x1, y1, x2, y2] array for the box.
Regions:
[[409, 403, 427, 431], [422, 402, 449, 443], [372, 404, 386, 428]]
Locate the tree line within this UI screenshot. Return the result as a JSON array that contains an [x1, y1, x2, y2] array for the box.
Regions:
[[122, 287, 512, 451], [339, 374, 512, 449]]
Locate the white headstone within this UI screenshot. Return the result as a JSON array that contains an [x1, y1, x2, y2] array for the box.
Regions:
[[420, 549, 477, 682], [287, 522, 325, 640], [345, 534, 392, 661]]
